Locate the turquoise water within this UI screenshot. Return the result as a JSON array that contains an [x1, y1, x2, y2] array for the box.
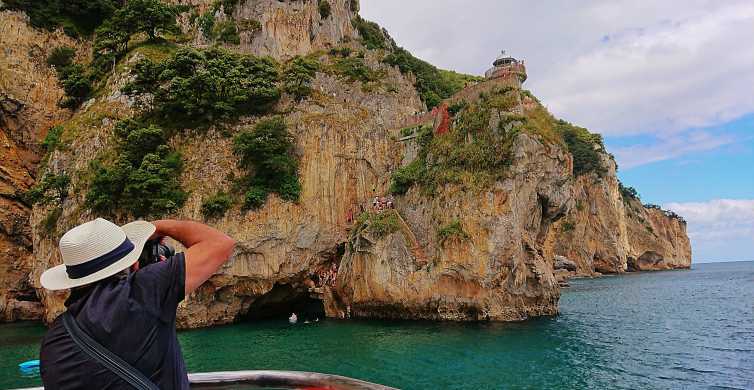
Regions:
[[2, 261, 752, 389]]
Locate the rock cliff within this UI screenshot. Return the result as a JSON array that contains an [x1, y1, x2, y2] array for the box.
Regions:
[[551, 153, 691, 277], [337, 133, 571, 321], [0, 0, 691, 326], [0, 10, 83, 321]]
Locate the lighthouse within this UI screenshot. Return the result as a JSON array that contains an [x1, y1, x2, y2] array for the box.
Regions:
[[484, 50, 527, 85]]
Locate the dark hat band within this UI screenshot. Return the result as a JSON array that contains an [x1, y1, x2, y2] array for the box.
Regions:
[[66, 239, 135, 279]]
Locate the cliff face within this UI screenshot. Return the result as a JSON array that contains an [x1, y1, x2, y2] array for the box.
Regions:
[[337, 134, 572, 321], [551, 154, 691, 276], [28, 46, 425, 325], [174, 0, 358, 59], [0, 11, 83, 321], [2, 1, 691, 326]]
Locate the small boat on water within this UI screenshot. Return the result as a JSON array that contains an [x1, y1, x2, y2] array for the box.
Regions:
[[18, 360, 40, 371], [12, 370, 398, 390]]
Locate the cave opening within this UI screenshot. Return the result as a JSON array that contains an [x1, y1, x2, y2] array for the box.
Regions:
[[241, 242, 347, 322], [242, 283, 325, 322]]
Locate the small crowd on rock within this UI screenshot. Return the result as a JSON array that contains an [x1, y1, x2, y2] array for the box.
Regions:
[[372, 196, 394, 212]]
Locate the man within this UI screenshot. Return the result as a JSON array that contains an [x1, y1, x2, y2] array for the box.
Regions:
[[39, 218, 235, 389]]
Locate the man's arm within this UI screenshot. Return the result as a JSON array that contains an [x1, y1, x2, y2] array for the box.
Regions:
[[150, 220, 236, 295]]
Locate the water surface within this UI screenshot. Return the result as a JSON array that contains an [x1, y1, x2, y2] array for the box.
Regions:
[[2, 261, 752, 389]]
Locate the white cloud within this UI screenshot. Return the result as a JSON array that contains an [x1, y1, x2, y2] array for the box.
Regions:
[[361, 0, 754, 137], [612, 130, 737, 169], [664, 199, 754, 243]]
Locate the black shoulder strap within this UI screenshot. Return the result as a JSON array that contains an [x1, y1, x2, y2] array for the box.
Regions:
[[62, 312, 160, 390]]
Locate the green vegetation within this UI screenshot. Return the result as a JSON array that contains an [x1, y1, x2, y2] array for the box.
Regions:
[[91, 0, 182, 77], [351, 16, 391, 50], [233, 117, 301, 210], [198, 11, 216, 39], [41, 125, 65, 153], [42, 207, 63, 235], [557, 120, 607, 177], [390, 158, 425, 195], [216, 0, 239, 15], [201, 192, 233, 219], [353, 211, 401, 238], [329, 47, 353, 58], [619, 182, 640, 202], [111, 0, 179, 40], [24, 173, 70, 206], [349, 0, 360, 12], [2, 0, 119, 37], [213, 20, 240, 44], [447, 100, 469, 116], [46, 47, 93, 109], [644, 204, 687, 224], [46, 47, 76, 68], [400, 127, 416, 137], [437, 220, 468, 244], [86, 119, 186, 218], [57, 64, 94, 108], [561, 220, 576, 232], [238, 18, 262, 33], [283, 56, 320, 101], [318, 0, 331, 19], [384, 48, 482, 109], [123, 47, 280, 127], [332, 55, 383, 85], [390, 88, 569, 195]]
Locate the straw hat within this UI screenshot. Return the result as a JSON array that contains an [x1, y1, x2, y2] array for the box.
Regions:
[[40, 218, 155, 291]]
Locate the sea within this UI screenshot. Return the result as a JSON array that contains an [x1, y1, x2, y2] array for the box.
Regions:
[[1, 261, 752, 389]]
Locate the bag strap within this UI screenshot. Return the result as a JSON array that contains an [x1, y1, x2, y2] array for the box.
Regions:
[[62, 312, 160, 390]]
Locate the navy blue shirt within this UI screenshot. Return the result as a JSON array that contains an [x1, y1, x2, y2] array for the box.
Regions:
[[40, 254, 189, 390]]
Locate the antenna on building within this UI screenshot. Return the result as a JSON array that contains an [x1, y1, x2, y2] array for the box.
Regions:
[[501, 49, 507, 57]]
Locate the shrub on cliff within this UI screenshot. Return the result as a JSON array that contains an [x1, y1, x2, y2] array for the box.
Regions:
[[109, 0, 180, 41], [390, 159, 424, 195], [2, 0, 119, 37], [318, 0, 331, 19], [233, 117, 301, 210], [351, 16, 392, 50], [124, 47, 281, 126], [86, 120, 186, 218], [41, 125, 65, 153], [91, 0, 182, 77], [620, 183, 640, 201], [384, 47, 481, 109], [437, 220, 469, 244], [57, 64, 94, 108], [353, 211, 400, 238], [202, 192, 233, 219], [332, 56, 383, 85], [557, 120, 607, 177], [24, 173, 70, 206], [46, 47, 76, 68], [283, 56, 320, 101], [214, 20, 241, 44]]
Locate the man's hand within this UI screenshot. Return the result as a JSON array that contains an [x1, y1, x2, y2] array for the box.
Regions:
[[150, 220, 236, 296]]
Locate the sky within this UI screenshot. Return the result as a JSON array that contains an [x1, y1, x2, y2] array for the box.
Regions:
[[361, 0, 754, 263]]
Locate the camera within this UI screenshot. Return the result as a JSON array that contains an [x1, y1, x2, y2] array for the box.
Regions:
[[138, 238, 175, 269]]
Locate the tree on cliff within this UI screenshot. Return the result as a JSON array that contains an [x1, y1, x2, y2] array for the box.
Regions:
[[111, 0, 179, 40]]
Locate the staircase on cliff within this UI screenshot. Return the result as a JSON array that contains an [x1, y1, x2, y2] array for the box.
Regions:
[[390, 210, 429, 266]]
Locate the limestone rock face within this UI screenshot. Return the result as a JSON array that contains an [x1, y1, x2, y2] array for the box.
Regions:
[[3, 3, 692, 327], [552, 155, 691, 275], [28, 47, 425, 326], [173, 0, 359, 60], [336, 134, 573, 321], [0, 11, 83, 321]]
